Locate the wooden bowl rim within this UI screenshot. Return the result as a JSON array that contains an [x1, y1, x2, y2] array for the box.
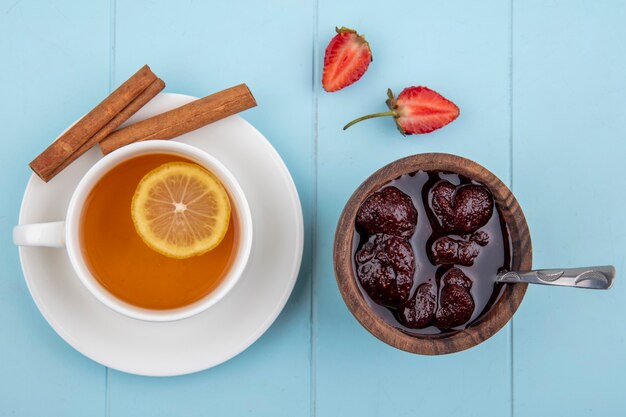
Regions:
[[333, 153, 532, 355]]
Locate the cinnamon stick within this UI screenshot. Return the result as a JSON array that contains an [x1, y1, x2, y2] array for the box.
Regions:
[[47, 78, 165, 179], [30, 65, 161, 182], [99, 83, 257, 155]]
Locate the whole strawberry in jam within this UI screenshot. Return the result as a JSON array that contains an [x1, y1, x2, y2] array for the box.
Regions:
[[435, 268, 475, 329], [344, 86, 460, 135], [430, 180, 494, 234], [355, 234, 415, 306], [356, 186, 417, 238], [397, 283, 436, 329], [441, 267, 472, 289], [430, 233, 488, 267], [322, 27, 372, 92]]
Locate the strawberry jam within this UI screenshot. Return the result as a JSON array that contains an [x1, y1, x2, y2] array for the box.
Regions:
[[352, 171, 511, 334]]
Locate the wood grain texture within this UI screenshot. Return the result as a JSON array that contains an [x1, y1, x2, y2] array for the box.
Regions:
[[107, 1, 314, 416], [5, 1, 625, 416], [315, 2, 514, 414], [512, 1, 626, 416], [0, 1, 109, 415], [334, 153, 532, 354]]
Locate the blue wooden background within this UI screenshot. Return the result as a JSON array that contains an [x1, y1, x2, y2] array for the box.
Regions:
[[2, 0, 625, 415]]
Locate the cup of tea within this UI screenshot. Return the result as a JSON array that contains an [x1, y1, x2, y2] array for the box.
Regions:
[[13, 140, 253, 322]]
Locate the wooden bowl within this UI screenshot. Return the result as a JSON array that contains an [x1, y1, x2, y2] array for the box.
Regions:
[[334, 153, 532, 355]]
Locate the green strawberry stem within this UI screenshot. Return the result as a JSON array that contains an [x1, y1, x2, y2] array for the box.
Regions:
[[343, 111, 397, 130]]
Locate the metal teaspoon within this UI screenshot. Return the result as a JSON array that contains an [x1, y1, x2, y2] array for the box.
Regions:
[[496, 266, 616, 290]]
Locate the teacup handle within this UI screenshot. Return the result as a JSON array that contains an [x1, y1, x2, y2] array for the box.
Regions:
[[13, 221, 66, 248]]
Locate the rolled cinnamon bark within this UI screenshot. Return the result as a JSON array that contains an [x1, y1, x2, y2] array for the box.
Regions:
[[99, 83, 257, 155], [30, 65, 162, 182], [48, 78, 165, 179]]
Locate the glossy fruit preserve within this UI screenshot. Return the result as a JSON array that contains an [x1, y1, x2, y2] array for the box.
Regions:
[[80, 153, 238, 310], [352, 170, 511, 334]]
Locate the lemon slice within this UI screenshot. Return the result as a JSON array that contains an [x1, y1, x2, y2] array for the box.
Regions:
[[131, 161, 231, 259]]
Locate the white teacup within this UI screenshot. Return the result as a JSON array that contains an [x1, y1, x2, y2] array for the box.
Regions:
[[13, 140, 253, 322]]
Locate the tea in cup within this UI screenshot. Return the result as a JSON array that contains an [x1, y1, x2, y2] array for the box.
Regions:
[[14, 140, 253, 322]]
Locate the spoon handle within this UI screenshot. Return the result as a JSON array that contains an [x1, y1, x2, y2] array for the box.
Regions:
[[496, 266, 616, 290]]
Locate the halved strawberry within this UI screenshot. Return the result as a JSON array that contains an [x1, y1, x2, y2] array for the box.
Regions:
[[343, 86, 460, 135], [322, 27, 372, 92]]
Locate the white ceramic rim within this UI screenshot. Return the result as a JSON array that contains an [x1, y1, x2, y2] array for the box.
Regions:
[[65, 140, 253, 322]]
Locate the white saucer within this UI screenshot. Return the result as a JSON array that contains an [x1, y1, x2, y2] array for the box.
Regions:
[[16, 93, 304, 376]]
